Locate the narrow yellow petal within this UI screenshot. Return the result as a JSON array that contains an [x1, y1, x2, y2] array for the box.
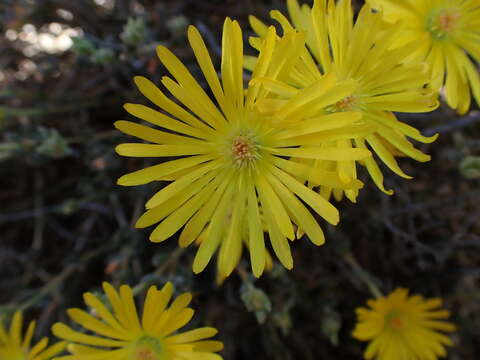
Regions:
[[145, 161, 221, 209], [142, 283, 173, 333], [218, 189, 245, 278], [28, 337, 49, 358], [82, 293, 128, 337], [158, 308, 194, 337], [118, 285, 142, 334], [274, 111, 363, 140], [102, 282, 130, 330], [246, 175, 266, 278], [366, 134, 412, 179], [265, 170, 325, 245], [249, 15, 269, 37], [270, 165, 340, 225], [117, 155, 215, 186], [52, 323, 128, 347], [262, 201, 293, 269], [193, 185, 233, 274], [190, 340, 224, 352], [22, 321, 35, 349], [160, 76, 226, 130], [66, 309, 128, 340], [156, 45, 226, 128], [355, 138, 394, 195], [133, 76, 214, 133], [273, 147, 371, 161], [34, 341, 66, 360], [165, 327, 218, 344], [114, 120, 206, 146], [123, 103, 210, 140], [115, 143, 212, 158], [257, 172, 295, 240], [178, 170, 233, 248], [149, 172, 220, 242], [187, 26, 231, 118], [9, 312, 22, 347]]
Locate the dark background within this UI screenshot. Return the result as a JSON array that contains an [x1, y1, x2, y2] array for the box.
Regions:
[[0, 0, 479, 359]]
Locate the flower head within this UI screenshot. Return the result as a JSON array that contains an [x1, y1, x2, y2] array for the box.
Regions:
[[52, 282, 223, 360], [249, 0, 439, 199], [367, 0, 480, 114], [0, 311, 66, 360], [115, 18, 370, 278], [353, 288, 456, 360]]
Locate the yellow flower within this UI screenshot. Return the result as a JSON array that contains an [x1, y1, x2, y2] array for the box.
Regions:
[[367, 0, 480, 114], [115, 18, 370, 278], [249, 0, 439, 199], [0, 311, 66, 360], [52, 282, 223, 360], [352, 288, 456, 360]]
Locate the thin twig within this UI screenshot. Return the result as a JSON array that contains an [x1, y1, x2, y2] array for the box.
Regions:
[[344, 252, 383, 298], [424, 111, 480, 136], [13, 245, 109, 312]]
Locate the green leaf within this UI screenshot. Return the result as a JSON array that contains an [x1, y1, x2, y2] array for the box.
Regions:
[[460, 156, 480, 179]]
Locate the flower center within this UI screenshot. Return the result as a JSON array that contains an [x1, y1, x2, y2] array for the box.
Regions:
[[326, 95, 357, 113], [390, 316, 404, 329], [385, 310, 405, 331], [231, 134, 259, 167], [137, 349, 157, 360], [132, 336, 165, 360], [428, 10, 460, 39]]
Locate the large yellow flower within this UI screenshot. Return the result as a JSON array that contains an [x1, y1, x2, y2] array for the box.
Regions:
[[249, 0, 439, 199], [367, 0, 480, 114], [352, 288, 456, 360], [115, 18, 370, 278], [0, 311, 66, 360], [52, 282, 223, 360]]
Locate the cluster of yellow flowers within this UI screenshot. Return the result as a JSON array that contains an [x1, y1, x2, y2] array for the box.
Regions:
[[3, 0, 477, 359], [116, 0, 479, 280], [0, 285, 456, 360]]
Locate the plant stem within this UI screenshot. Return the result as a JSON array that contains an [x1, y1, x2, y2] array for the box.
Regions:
[[344, 252, 383, 298]]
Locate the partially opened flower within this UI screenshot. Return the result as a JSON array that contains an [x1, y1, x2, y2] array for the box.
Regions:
[[353, 288, 456, 360], [0, 311, 66, 360], [367, 0, 480, 114], [115, 18, 370, 278], [52, 282, 223, 360], [249, 0, 439, 199]]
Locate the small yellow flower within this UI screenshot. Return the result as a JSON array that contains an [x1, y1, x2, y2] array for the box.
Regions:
[[52, 282, 223, 360], [367, 0, 480, 114], [352, 288, 456, 360], [0, 311, 66, 360], [249, 0, 439, 199], [115, 18, 370, 278]]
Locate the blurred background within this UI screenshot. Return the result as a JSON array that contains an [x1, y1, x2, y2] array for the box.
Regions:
[[0, 0, 479, 359]]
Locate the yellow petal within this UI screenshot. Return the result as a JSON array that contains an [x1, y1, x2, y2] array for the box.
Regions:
[[145, 161, 221, 209], [273, 146, 371, 161], [270, 165, 339, 225], [51, 323, 128, 348]]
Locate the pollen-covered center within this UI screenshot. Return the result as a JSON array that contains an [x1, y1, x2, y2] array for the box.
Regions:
[[132, 336, 165, 360], [386, 310, 405, 331], [326, 95, 357, 113], [428, 10, 460, 39], [390, 316, 404, 329], [336, 95, 356, 111], [230, 134, 259, 167]]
